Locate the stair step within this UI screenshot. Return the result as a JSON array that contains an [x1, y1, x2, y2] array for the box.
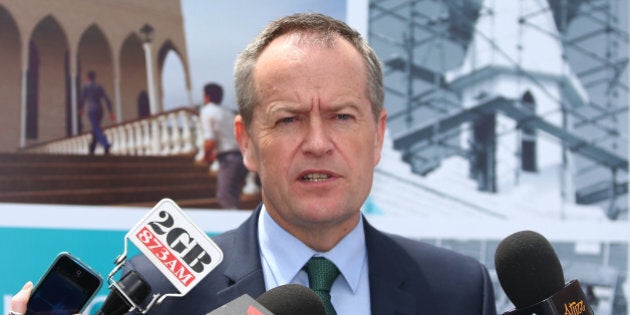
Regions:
[[0, 184, 214, 204], [0, 153, 195, 164], [0, 162, 206, 176], [0, 152, 259, 209], [117, 194, 262, 210], [0, 173, 214, 192]]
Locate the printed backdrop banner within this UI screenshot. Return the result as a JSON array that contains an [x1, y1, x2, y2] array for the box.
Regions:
[[0, 203, 250, 315], [2, 203, 630, 315]]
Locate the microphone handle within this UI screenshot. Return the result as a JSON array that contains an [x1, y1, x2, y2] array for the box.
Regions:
[[503, 280, 594, 315]]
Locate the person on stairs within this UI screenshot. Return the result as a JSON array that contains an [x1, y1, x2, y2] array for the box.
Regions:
[[79, 70, 115, 155]]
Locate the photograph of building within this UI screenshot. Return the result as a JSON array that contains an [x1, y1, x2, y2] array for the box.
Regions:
[[0, 0, 628, 314]]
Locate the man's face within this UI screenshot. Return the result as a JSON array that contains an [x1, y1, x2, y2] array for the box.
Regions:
[[236, 33, 386, 236]]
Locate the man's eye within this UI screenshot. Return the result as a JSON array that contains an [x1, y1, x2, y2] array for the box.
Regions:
[[278, 117, 295, 124], [336, 113, 352, 120]]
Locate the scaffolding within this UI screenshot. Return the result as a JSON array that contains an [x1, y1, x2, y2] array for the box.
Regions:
[[369, 0, 629, 219]]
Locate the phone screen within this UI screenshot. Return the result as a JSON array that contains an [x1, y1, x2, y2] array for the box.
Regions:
[[27, 253, 102, 315]]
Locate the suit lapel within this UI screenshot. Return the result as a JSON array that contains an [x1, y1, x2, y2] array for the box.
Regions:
[[365, 218, 437, 315], [215, 205, 267, 303]]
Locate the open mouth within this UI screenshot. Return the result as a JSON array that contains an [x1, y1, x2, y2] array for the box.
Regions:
[[301, 173, 331, 182]]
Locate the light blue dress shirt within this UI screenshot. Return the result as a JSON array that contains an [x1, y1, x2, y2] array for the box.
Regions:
[[257, 206, 371, 315]]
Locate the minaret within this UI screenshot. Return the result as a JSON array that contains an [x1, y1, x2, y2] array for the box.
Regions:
[[445, 0, 589, 201]]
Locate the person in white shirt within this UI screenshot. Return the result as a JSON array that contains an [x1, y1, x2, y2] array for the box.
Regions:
[[199, 83, 248, 209]]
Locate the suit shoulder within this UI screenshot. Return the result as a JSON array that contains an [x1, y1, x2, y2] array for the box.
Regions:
[[385, 232, 486, 274], [374, 232, 496, 314]]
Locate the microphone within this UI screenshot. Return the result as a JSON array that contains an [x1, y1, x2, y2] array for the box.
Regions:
[[208, 284, 325, 315], [256, 284, 325, 315], [494, 230, 594, 315], [98, 198, 224, 314]]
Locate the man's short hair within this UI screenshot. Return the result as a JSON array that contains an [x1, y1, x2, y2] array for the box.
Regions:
[[234, 13, 384, 128], [87, 70, 96, 81], [204, 83, 224, 104]]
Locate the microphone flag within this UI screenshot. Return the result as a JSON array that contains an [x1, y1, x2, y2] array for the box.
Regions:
[[503, 280, 593, 315], [127, 198, 223, 295]]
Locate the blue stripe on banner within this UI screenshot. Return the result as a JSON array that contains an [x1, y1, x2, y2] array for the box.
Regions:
[[0, 227, 222, 315], [0, 204, 248, 315]]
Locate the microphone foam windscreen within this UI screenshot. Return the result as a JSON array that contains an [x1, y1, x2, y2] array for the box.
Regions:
[[256, 284, 325, 315], [494, 230, 565, 309]]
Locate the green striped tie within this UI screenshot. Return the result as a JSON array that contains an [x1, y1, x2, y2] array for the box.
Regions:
[[305, 257, 340, 315]]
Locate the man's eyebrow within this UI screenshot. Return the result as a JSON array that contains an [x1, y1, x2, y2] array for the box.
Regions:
[[329, 102, 360, 112], [265, 101, 361, 117], [267, 102, 303, 116]]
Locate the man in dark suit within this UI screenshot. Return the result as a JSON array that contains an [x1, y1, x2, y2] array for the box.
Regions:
[[125, 205, 496, 314], [123, 12, 495, 315], [9, 13, 495, 315]]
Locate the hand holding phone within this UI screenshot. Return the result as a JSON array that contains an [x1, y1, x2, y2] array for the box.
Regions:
[[26, 252, 103, 315], [9, 281, 33, 315]]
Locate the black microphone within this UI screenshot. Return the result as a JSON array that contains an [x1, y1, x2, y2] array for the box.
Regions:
[[256, 284, 325, 315], [96, 270, 152, 315], [207, 284, 325, 315], [495, 230, 594, 315], [97, 198, 224, 314]]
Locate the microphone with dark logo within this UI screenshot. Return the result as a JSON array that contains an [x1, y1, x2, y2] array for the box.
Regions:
[[97, 198, 224, 315], [207, 284, 325, 315], [494, 230, 594, 315]]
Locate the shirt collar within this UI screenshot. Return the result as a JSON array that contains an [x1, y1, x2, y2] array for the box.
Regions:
[[258, 205, 367, 293]]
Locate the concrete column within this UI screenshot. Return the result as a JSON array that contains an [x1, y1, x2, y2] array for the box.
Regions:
[[113, 59, 122, 123], [20, 66, 27, 147], [19, 46, 28, 147], [143, 41, 158, 115], [70, 53, 78, 135]]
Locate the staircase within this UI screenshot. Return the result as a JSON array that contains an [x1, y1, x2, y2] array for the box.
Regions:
[[0, 153, 260, 210]]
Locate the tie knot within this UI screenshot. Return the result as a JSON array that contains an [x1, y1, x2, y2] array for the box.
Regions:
[[305, 257, 340, 292]]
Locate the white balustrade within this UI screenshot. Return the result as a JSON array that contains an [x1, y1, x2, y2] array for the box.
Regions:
[[160, 115, 171, 155], [132, 122, 143, 156], [169, 113, 181, 155], [193, 115, 205, 163], [141, 120, 150, 156], [17, 108, 258, 195], [180, 111, 194, 154], [126, 123, 136, 155], [150, 119, 161, 155], [110, 127, 122, 155], [118, 125, 129, 155]]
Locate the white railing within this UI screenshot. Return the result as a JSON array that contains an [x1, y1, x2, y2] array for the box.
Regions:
[[21, 108, 202, 157], [19, 107, 259, 194]]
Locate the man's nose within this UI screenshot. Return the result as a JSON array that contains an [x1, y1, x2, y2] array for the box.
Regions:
[[302, 118, 333, 157]]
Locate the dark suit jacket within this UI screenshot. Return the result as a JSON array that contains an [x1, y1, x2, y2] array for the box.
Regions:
[[126, 206, 496, 314]]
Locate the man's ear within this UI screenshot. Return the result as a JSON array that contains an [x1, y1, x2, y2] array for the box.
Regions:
[[234, 115, 258, 172], [373, 109, 387, 166]]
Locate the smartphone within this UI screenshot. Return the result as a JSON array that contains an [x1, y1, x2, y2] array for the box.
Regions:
[[27, 252, 103, 315]]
